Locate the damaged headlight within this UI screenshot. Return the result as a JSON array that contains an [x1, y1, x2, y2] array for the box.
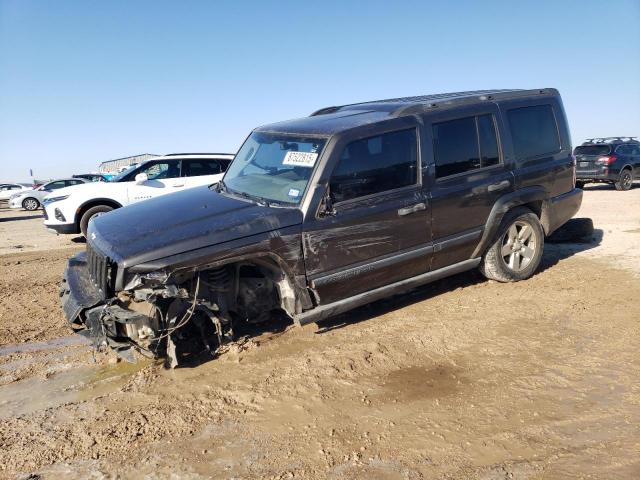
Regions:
[[123, 269, 170, 291]]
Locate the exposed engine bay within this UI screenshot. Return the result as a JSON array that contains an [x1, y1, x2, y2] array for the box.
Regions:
[[76, 262, 296, 367]]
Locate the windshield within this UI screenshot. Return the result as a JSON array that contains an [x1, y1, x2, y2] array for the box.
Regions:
[[574, 145, 611, 156], [111, 163, 142, 182], [222, 132, 327, 205]]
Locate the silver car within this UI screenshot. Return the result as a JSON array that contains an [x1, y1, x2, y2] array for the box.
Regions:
[[9, 178, 89, 211]]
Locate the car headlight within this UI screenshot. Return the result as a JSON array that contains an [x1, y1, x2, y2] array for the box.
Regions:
[[9, 193, 23, 200], [43, 195, 69, 205]]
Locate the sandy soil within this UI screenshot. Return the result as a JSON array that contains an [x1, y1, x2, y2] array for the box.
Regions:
[[0, 187, 639, 479], [0, 204, 83, 255]]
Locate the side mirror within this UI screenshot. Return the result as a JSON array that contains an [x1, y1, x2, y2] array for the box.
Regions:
[[135, 173, 148, 184], [319, 188, 337, 218]]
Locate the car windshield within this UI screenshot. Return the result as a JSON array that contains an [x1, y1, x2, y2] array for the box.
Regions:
[[111, 163, 142, 182], [222, 132, 327, 205], [574, 145, 611, 156]]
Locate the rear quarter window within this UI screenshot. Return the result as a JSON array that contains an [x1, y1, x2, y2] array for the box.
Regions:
[[507, 105, 561, 161]]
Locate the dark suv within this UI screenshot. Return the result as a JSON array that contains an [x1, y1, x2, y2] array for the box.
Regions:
[[61, 88, 582, 365], [575, 137, 639, 191]]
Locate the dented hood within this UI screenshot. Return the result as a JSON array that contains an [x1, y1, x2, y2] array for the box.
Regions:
[[87, 185, 303, 266]]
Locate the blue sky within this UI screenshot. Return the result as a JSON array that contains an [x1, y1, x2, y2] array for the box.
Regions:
[[1, 0, 639, 182]]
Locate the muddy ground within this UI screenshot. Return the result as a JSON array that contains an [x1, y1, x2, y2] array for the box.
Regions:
[[0, 187, 639, 479]]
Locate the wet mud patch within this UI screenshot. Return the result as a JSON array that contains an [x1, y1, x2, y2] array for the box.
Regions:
[[0, 358, 151, 419], [378, 364, 463, 402]]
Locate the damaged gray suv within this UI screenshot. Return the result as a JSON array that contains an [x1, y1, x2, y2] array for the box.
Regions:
[[61, 89, 582, 366]]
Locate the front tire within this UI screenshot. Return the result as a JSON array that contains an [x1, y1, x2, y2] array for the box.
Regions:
[[479, 207, 545, 282], [614, 169, 633, 191], [80, 205, 113, 237], [22, 198, 40, 211]]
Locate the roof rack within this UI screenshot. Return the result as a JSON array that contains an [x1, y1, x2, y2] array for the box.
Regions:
[[583, 137, 638, 144], [310, 88, 557, 118]]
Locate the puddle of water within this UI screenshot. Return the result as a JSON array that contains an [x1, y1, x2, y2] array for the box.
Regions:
[[0, 335, 90, 356], [0, 358, 152, 419]]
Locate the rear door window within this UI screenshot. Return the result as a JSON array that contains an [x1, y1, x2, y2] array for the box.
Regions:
[[507, 105, 561, 160], [477, 114, 500, 168], [183, 159, 225, 176], [432, 114, 501, 178], [330, 128, 418, 203], [433, 117, 479, 178]]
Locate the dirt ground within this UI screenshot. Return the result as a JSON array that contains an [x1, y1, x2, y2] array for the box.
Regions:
[[0, 187, 639, 480]]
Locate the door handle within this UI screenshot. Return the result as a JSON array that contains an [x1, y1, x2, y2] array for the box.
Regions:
[[487, 180, 510, 192], [172, 183, 185, 187], [398, 202, 426, 216]]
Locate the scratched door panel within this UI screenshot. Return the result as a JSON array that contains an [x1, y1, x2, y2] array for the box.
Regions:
[[303, 186, 430, 305]]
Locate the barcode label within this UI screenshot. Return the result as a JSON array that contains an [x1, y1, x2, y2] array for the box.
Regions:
[[282, 151, 318, 168]]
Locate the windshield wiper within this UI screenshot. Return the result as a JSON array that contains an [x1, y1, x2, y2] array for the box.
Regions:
[[237, 190, 270, 207], [222, 186, 270, 207]]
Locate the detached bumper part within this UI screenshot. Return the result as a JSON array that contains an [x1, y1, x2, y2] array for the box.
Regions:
[[61, 253, 153, 361], [60, 252, 104, 325], [82, 304, 155, 362]]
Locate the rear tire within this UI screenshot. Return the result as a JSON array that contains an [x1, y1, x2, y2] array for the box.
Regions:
[[479, 207, 544, 283], [22, 198, 40, 211], [80, 205, 113, 237], [575, 180, 585, 189], [614, 169, 633, 191]]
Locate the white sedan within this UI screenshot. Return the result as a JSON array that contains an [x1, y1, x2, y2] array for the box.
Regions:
[[0, 184, 29, 201], [43, 153, 233, 236]]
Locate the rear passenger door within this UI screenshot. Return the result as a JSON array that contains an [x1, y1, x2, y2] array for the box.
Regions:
[[183, 159, 229, 188], [424, 104, 514, 270], [303, 126, 431, 305]]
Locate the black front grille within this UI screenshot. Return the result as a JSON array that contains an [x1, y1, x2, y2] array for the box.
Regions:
[[86, 243, 112, 297]]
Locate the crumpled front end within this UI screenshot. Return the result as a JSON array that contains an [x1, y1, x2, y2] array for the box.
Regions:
[[60, 242, 296, 367], [60, 247, 164, 362]]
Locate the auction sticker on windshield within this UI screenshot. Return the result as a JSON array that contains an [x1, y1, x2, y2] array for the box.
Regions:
[[282, 151, 318, 168]]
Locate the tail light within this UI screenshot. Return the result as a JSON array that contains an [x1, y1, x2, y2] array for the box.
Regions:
[[597, 155, 617, 166]]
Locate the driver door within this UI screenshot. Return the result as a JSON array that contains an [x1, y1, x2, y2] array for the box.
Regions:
[[303, 126, 432, 305], [127, 160, 183, 203]]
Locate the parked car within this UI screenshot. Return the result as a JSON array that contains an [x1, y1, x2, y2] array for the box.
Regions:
[[60, 88, 581, 366], [43, 153, 234, 236], [575, 137, 639, 191], [0, 183, 29, 201], [8, 178, 89, 211], [73, 173, 110, 182]]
